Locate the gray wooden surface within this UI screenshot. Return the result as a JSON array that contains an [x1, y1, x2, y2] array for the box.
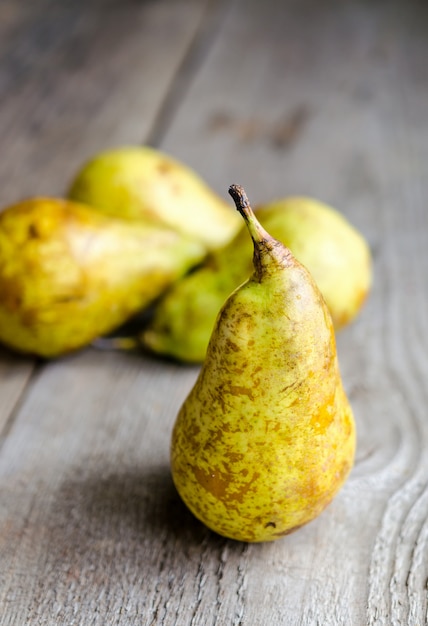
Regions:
[[0, 1, 427, 624]]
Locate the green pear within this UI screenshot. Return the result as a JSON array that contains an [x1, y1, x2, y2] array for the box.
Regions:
[[0, 197, 205, 357], [171, 185, 355, 542], [143, 196, 372, 362], [68, 145, 241, 251]]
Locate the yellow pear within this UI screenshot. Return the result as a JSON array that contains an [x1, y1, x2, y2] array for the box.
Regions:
[[144, 196, 372, 362], [68, 145, 241, 251], [0, 197, 205, 357], [171, 185, 355, 542]]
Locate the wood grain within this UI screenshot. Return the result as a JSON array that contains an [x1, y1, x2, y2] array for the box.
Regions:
[[0, 0, 428, 624]]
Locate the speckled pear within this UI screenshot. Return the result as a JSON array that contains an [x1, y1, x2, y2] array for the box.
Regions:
[[68, 145, 241, 251], [0, 197, 205, 357], [171, 185, 355, 543], [143, 196, 372, 362]]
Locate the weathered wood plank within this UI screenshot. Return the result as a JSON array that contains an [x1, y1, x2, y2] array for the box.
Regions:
[[0, 0, 427, 624], [0, 0, 212, 205], [0, 350, 198, 624], [0, 349, 36, 436], [0, 0, 211, 428]]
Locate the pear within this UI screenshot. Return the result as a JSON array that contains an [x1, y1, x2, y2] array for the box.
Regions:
[[144, 196, 372, 362], [0, 197, 205, 357], [68, 145, 241, 251], [171, 185, 355, 543]]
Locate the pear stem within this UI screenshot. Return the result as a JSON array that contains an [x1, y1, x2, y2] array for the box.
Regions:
[[228, 184, 269, 244], [228, 184, 294, 277], [228, 184, 251, 216]]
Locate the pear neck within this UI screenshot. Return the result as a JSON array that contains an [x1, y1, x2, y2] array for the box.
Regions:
[[228, 184, 294, 281]]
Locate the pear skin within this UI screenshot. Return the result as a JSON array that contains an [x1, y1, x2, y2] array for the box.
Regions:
[[0, 197, 205, 357], [68, 146, 241, 251], [171, 185, 355, 542], [143, 196, 372, 362]]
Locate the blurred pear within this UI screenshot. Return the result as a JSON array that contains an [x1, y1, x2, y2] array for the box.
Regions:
[[68, 145, 241, 251], [0, 197, 205, 357]]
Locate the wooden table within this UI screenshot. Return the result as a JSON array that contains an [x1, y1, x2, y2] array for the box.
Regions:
[[1, 1, 427, 624]]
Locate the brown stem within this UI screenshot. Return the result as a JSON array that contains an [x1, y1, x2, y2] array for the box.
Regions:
[[228, 184, 251, 221], [228, 183, 294, 275]]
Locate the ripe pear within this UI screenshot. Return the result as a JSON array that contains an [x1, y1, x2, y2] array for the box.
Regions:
[[0, 197, 205, 357], [144, 196, 372, 362], [171, 185, 355, 543], [68, 145, 241, 251]]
